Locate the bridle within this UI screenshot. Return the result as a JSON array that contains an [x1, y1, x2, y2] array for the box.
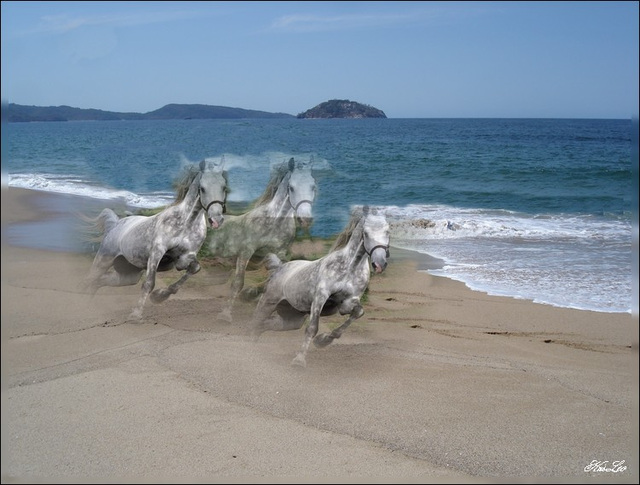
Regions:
[[201, 198, 227, 214], [366, 244, 390, 258], [198, 170, 227, 214], [289, 198, 313, 212]]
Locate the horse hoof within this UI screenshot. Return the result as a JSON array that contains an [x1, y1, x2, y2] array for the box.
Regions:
[[313, 333, 334, 348], [219, 308, 233, 323], [291, 353, 307, 368], [150, 289, 171, 303], [128, 309, 143, 321]]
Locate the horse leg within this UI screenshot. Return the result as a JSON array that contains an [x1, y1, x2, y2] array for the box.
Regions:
[[248, 278, 303, 338], [150, 257, 200, 304], [274, 304, 307, 331], [238, 252, 279, 302], [129, 250, 163, 321], [313, 298, 364, 348], [292, 299, 326, 368], [249, 298, 280, 339], [252, 304, 306, 337], [220, 253, 249, 322], [96, 270, 143, 290], [83, 252, 114, 294], [83, 254, 141, 294]]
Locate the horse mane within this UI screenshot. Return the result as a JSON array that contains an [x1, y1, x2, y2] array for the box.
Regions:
[[171, 165, 201, 205], [330, 207, 365, 252], [251, 161, 291, 207]]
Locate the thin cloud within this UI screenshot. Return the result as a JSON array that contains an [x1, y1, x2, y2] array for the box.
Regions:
[[268, 5, 487, 34], [269, 12, 417, 33], [19, 9, 211, 36]]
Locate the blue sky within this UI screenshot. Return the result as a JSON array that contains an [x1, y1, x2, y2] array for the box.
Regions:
[[1, 1, 638, 119]]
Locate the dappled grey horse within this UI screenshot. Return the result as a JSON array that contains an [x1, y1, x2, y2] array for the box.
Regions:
[[251, 205, 390, 367], [207, 157, 317, 322], [84, 158, 228, 320]]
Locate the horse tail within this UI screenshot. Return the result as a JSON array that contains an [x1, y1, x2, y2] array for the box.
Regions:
[[264, 253, 282, 272], [98, 208, 120, 234], [77, 208, 120, 244]]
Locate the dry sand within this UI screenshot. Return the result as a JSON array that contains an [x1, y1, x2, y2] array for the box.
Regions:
[[1, 187, 638, 484]]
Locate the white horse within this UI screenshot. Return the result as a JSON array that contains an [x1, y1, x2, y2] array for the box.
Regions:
[[207, 157, 317, 322], [84, 158, 228, 320], [251, 205, 390, 367]]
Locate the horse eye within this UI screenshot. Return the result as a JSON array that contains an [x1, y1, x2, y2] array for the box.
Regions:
[[200, 187, 205, 193]]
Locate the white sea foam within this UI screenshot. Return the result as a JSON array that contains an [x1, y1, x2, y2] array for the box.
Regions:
[[381, 204, 632, 314], [8, 173, 173, 208]]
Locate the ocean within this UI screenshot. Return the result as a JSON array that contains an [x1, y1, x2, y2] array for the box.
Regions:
[[2, 118, 636, 314]]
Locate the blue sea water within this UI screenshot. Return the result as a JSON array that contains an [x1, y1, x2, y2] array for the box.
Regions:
[[2, 118, 636, 314]]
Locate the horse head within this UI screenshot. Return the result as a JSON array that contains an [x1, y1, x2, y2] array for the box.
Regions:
[[199, 157, 228, 229], [362, 205, 390, 274], [287, 157, 316, 229]]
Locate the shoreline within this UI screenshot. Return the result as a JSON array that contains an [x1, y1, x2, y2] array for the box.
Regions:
[[3, 187, 630, 315], [2, 186, 638, 483]]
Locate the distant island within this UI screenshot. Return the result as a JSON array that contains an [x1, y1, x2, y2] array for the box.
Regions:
[[5, 103, 295, 123], [297, 99, 386, 119], [5, 99, 387, 122]]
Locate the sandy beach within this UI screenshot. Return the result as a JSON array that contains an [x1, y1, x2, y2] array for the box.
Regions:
[[1, 187, 638, 484]]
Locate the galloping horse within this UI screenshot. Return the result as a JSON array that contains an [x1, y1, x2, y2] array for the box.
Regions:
[[251, 205, 390, 367], [84, 158, 228, 320], [207, 157, 317, 322]]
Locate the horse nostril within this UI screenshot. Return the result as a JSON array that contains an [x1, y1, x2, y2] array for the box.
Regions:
[[371, 261, 387, 274]]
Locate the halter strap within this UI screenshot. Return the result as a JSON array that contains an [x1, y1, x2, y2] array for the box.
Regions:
[[367, 244, 390, 257], [290, 199, 313, 212], [202, 199, 226, 213]]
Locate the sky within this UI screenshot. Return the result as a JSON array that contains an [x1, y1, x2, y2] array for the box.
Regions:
[[1, 1, 638, 119]]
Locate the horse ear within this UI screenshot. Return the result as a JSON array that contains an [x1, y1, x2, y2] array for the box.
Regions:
[[203, 156, 225, 173], [288, 157, 295, 172]]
